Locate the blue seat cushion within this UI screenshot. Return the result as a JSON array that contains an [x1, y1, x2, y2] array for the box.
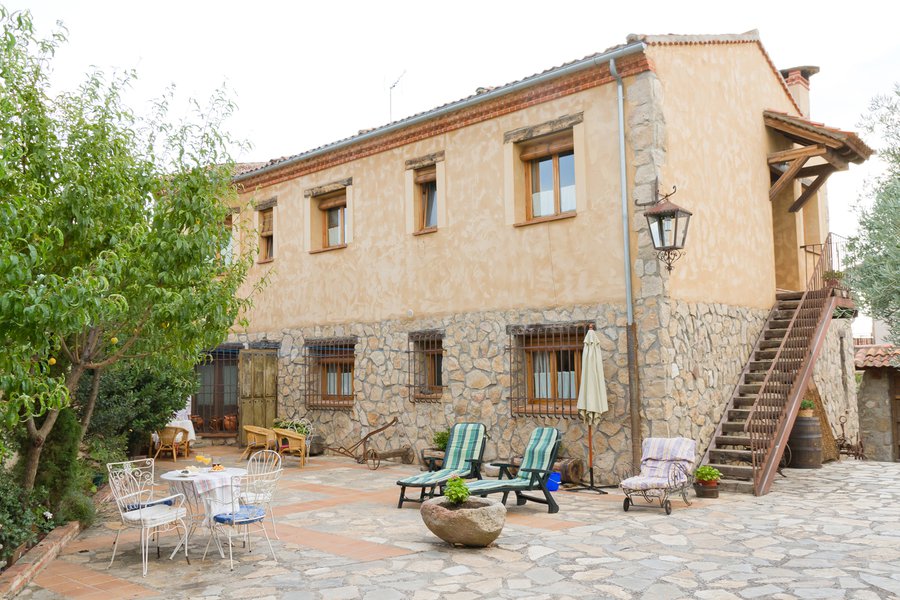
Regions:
[[213, 505, 266, 525], [125, 499, 174, 511]]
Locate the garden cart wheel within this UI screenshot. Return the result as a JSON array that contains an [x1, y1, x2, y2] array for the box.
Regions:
[[623, 497, 631, 512], [664, 500, 672, 515], [365, 448, 380, 470]]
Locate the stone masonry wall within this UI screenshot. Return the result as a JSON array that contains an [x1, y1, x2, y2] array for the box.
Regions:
[[233, 304, 637, 484], [857, 369, 894, 462], [811, 319, 859, 441]]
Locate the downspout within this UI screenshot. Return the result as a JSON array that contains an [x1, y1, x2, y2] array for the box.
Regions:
[[610, 58, 643, 468]]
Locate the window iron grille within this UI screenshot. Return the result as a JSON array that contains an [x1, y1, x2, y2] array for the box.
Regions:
[[408, 330, 445, 402], [302, 337, 357, 410], [507, 322, 592, 418]]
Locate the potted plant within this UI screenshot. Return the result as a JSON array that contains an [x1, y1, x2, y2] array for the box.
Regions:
[[421, 428, 450, 470], [823, 270, 844, 288], [420, 476, 506, 547], [798, 399, 815, 418], [693, 465, 722, 499]]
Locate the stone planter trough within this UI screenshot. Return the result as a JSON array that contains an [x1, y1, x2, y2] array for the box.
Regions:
[[420, 496, 506, 547]]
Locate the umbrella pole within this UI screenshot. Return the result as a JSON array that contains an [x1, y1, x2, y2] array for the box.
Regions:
[[569, 424, 608, 494]]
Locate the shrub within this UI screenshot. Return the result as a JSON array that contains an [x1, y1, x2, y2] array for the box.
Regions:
[[432, 429, 451, 451], [32, 408, 81, 510], [57, 492, 96, 529], [0, 469, 37, 561], [444, 476, 470, 505], [273, 418, 311, 436], [84, 362, 197, 456]]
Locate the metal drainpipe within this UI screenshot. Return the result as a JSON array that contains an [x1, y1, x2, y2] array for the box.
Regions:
[[610, 58, 643, 468]]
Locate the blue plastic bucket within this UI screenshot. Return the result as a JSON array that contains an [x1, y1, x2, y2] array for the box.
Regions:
[[547, 472, 561, 492]]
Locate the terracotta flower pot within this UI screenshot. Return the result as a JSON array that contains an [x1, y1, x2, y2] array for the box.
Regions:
[[693, 480, 719, 498], [420, 496, 506, 547]]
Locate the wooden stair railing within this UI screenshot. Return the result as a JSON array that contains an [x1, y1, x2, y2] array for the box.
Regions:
[[744, 234, 841, 495]]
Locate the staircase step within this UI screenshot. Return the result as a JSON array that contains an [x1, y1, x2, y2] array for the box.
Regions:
[[775, 291, 803, 301], [748, 361, 773, 372], [778, 300, 800, 310], [718, 478, 755, 494], [722, 422, 748, 433], [759, 339, 783, 350], [709, 448, 760, 462], [755, 349, 778, 360], [707, 463, 754, 479], [769, 319, 792, 329], [764, 328, 788, 340], [728, 408, 751, 420], [739, 384, 761, 395], [774, 310, 796, 320], [715, 435, 752, 447], [733, 396, 784, 408]]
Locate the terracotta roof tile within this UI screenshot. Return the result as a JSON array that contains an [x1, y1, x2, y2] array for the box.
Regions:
[[854, 344, 900, 369]]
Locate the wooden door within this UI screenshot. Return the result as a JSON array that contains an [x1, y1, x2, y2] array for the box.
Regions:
[[238, 349, 278, 446]]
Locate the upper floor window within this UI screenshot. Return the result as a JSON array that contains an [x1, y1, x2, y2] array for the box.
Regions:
[[415, 166, 438, 232], [521, 133, 575, 220], [320, 191, 347, 248], [220, 213, 236, 265], [258, 207, 274, 262]]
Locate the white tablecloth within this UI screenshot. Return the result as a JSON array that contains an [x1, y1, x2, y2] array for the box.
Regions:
[[161, 467, 247, 524]]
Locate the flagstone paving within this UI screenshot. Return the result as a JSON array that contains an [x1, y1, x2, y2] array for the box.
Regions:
[[16, 448, 900, 599]]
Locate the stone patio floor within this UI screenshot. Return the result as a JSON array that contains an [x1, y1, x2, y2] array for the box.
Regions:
[[16, 447, 900, 600]]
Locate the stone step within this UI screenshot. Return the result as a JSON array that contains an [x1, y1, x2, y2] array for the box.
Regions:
[[764, 328, 788, 340], [728, 408, 752, 421], [774, 310, 797, 320], [759, 339, 783, 350], [778, 300, 800, 310], [715, 434, 752, 447], [769, 319, 792, 329], [755, 349, 778, 360], [718, 478, 755, 494], [733, 396, 784, 408], [748, 361, 773, 372], [722, 422, 748, 433], [707, 463, 754, 480], [739, 384, 761, 395]]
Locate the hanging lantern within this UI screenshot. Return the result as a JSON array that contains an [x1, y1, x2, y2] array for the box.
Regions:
[[644, 186, 692, 272]]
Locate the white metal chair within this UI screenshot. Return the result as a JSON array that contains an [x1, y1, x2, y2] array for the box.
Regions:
[[107, 459, 189, 576], [246, 450, 283, 538], [203, 469, 281, 570]]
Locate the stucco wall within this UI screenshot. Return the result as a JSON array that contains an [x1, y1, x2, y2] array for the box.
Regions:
[[236, 83, 632, 333], [857, 369, 895, 462], [647, 43, 799, 308], [812, 318, 859, 440]]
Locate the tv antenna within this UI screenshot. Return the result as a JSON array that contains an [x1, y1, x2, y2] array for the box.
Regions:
[[389, 70, 406, 122]]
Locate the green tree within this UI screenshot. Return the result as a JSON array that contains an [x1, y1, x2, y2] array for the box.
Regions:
[[848, 85, 900, 347], [0, 7, 262, 489]]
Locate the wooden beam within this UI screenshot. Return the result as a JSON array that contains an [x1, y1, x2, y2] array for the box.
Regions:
[[822, 148, 849, 171], [794, 163, 835, 179], [769, 156, 810, 201], [764, 116, 842, 149], [767, 145, 827, 164], [788, 168, 835, 212]]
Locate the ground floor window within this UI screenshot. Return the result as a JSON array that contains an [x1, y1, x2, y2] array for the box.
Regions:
[[508, 322, 590, 417], [192, 347, 239, 433], [408, 330, 445, 401], [303, 337, 357, 410]]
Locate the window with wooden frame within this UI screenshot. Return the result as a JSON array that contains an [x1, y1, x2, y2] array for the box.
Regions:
[[521, 132, 576, 221], [302, 337, 357, 410], [258, 207, 274, 261], [408, 330, 445, 401], [507, 322, 589, 417], [320, 191, 347, 249], [221, 213, 235, 265], [415, 166, 438, 233]]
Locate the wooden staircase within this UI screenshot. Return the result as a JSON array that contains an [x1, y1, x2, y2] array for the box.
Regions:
[[701, 234, 853, 495]]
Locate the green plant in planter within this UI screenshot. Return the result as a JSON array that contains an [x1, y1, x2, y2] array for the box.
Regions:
[[273, 418, 311, 436], [444, 476, 470, 505], [694, 465, 722, 484], [432, 429, 451, 452], [823, 270, 844, 284], [800, 399, 815, 411]]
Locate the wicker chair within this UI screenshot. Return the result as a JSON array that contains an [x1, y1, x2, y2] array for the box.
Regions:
[[107, 459, 189, 576], [272, 428, 307, 467], [240, 425, 277, 460], [154, 426, 191, 461]]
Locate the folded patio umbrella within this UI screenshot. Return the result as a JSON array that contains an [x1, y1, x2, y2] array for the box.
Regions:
[[572, 326, 609, 493]]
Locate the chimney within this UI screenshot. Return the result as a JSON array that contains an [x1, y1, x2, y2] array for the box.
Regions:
[[779, 65, 819, 117]]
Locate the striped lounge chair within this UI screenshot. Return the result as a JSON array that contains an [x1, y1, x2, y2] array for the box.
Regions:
[[396, 422, 487, 508], [620, 437, 696, 515], [465, 427, 561, 514]]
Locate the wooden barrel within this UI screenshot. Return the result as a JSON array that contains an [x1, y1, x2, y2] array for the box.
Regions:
[[788, 416, 822, 468]]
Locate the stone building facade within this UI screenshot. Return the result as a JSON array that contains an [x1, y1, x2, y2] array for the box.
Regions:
[[214, 32, 868, 488]]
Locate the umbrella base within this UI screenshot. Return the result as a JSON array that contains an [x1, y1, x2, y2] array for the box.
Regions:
[[567, 467, 609, 494]]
